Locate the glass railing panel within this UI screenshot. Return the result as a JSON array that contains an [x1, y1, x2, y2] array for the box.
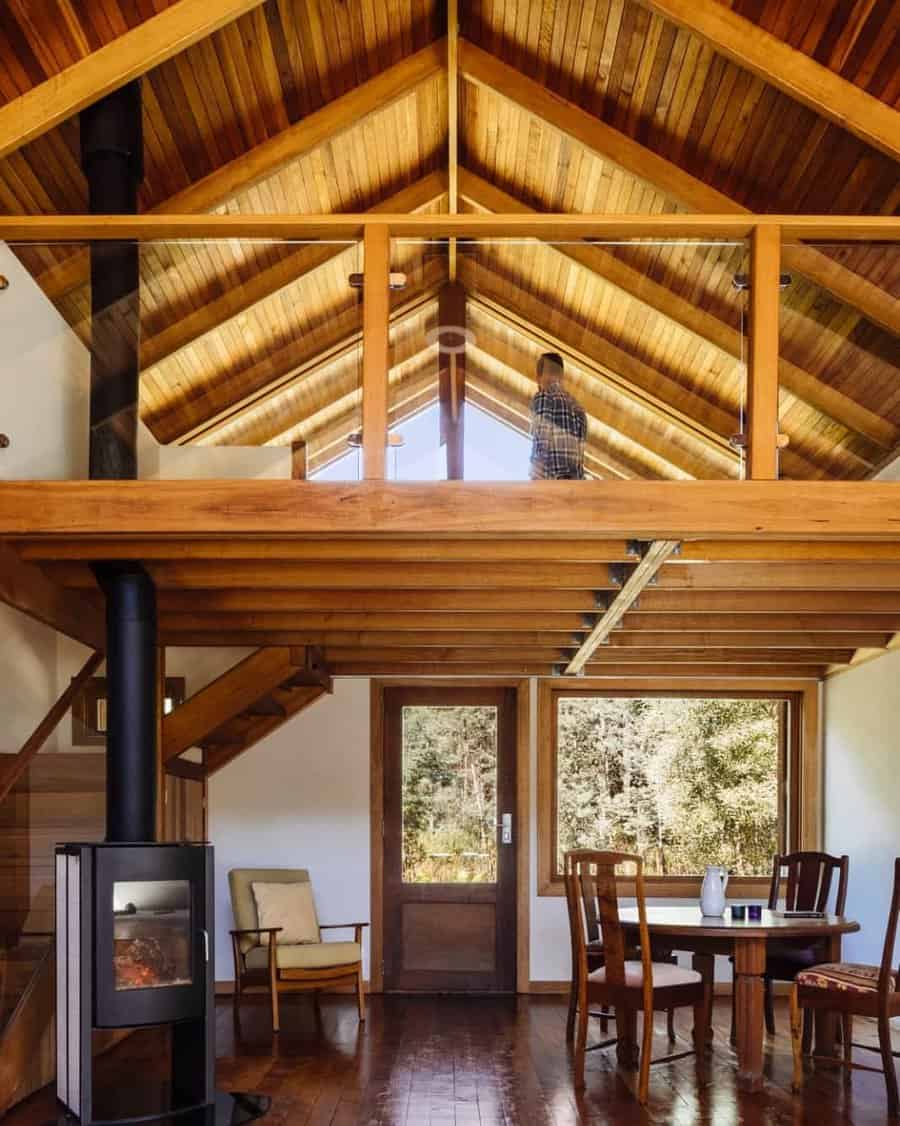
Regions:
[[138, 238, 363, 483], [388, 233, 748, 481], [778, 241, 899, 480]]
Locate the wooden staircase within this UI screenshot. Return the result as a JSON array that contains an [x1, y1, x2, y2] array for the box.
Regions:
[[0, 935, 54, 1116], [163, 646, 332, 779]]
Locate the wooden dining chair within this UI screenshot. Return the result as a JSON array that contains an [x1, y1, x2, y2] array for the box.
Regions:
[[730, 850, 849, 1047], [568, 849, 710, 1105], [564, 851, 677, 1044], [790, 857, 900, 1118]]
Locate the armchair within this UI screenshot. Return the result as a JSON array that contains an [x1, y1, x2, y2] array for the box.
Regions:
[[228, 868, 368, 1032]]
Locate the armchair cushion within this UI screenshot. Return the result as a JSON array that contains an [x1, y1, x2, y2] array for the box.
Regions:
[[251, 881, 319, 945], [229, 868, 311, 954], [245, 941, 361, 972]]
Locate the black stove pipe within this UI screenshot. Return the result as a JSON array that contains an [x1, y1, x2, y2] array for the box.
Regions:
[[80, 80, 143, 480], [93, 563, 158, 843]]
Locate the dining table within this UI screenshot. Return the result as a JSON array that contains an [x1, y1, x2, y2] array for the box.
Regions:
[[617, 906, 860, 1091]]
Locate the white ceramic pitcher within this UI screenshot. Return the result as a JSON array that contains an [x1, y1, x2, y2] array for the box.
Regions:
[[699, 865, 729, 916]]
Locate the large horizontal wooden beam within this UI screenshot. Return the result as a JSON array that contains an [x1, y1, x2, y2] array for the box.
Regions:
[[458, 39, 900, 335], [638, 0, 900, 162], [0, 0, 264, 162], [0, 543, 105, 650], [460, 168, 894, 453], [2, 481, 900, 538]]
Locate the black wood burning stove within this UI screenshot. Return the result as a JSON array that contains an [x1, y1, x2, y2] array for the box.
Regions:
[[55, 842, 215, 1123]]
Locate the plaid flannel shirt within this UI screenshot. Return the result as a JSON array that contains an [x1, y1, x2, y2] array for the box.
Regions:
[[529, 381, 587, 479]]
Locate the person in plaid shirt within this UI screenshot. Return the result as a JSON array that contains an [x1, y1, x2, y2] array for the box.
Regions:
[[529, 352, 587, 479]]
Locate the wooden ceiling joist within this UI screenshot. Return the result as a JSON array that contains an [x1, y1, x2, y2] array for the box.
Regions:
[[458, 39, 900, 337], [0, 0, 266, 163], [37, 40, 447, 304], [638, 0, 900, 162], [329, 662, 827, 679], [566, 541, 681, 673], [459, 168, 895, 454]]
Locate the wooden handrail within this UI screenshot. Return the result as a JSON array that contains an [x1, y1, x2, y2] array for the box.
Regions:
[[0, 213, 896, 240], [0, 652, 103, 806]]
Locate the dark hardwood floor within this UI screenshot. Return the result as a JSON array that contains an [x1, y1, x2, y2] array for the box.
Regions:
[[6, 996, 899, 1124]]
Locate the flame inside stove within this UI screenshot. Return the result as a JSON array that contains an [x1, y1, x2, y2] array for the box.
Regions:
[[114, 936, 179, 990]]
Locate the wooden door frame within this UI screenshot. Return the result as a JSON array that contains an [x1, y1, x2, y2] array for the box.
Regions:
[[370, 678, 531, 994]]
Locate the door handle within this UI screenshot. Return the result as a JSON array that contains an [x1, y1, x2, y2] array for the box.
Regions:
[[499, 813, 512, 845]]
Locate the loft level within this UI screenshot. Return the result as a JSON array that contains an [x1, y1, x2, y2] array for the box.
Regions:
[[1, 480, 899, 684]]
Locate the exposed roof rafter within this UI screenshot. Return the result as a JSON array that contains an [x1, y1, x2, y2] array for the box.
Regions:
[[458, 38, 900, 337], [638, 0, 900, 162], [0, 0, 266, 163]]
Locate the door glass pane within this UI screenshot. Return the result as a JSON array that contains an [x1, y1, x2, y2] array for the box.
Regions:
[[401, 706, 498, 884], [112, 880, 192, 990]]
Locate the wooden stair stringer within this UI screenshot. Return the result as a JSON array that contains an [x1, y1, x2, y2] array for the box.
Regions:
[[163, 647, 333, 779]]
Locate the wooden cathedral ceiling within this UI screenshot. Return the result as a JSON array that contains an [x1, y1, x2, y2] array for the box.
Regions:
[[0, 0, 896, 482], [0, 0, 899, 681]]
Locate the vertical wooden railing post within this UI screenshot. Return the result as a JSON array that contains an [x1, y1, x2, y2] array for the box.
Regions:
[[746, 223, 781, 480], [362, 222, 390, 480]]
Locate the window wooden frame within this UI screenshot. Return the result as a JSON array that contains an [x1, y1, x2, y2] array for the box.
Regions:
[[537, 677, 819, 899]]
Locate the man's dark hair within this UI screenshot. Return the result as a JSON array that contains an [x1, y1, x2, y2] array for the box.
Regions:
[[538, 352, 564, 377]]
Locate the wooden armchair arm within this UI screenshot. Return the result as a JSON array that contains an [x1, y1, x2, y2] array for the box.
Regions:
[[230, 927, 282, 978], [320, 922, 369, 942]]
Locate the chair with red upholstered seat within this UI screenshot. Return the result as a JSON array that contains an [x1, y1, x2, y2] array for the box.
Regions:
[[567, 849, 710, 1105], [790, 857, 900, 1117]]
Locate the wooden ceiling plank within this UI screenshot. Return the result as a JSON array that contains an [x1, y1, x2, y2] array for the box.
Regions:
[[167, 270, 442, 446], [159, 611, 589, 631], [36, 40, 447, 303], [141, 171, 447, 374], [458, 38, 900, 336], [0, 0, 266, 163], [637, 0, 900, 162], [459, 167, 892, 456], [566, 539, 680, 672]]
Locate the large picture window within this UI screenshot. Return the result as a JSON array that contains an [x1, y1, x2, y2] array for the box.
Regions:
[[538, 681, 817, 897]]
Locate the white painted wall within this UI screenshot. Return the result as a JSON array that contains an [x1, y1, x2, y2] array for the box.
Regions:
[[208, 678, 372, 982], [205, 677, 759, 987], [824, 649, 900, 967], [0, 603, 63, 753], [0, 243, 90, 479]]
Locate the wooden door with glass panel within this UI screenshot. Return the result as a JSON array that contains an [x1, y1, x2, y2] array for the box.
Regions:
[[382, 686, 517, 993]]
